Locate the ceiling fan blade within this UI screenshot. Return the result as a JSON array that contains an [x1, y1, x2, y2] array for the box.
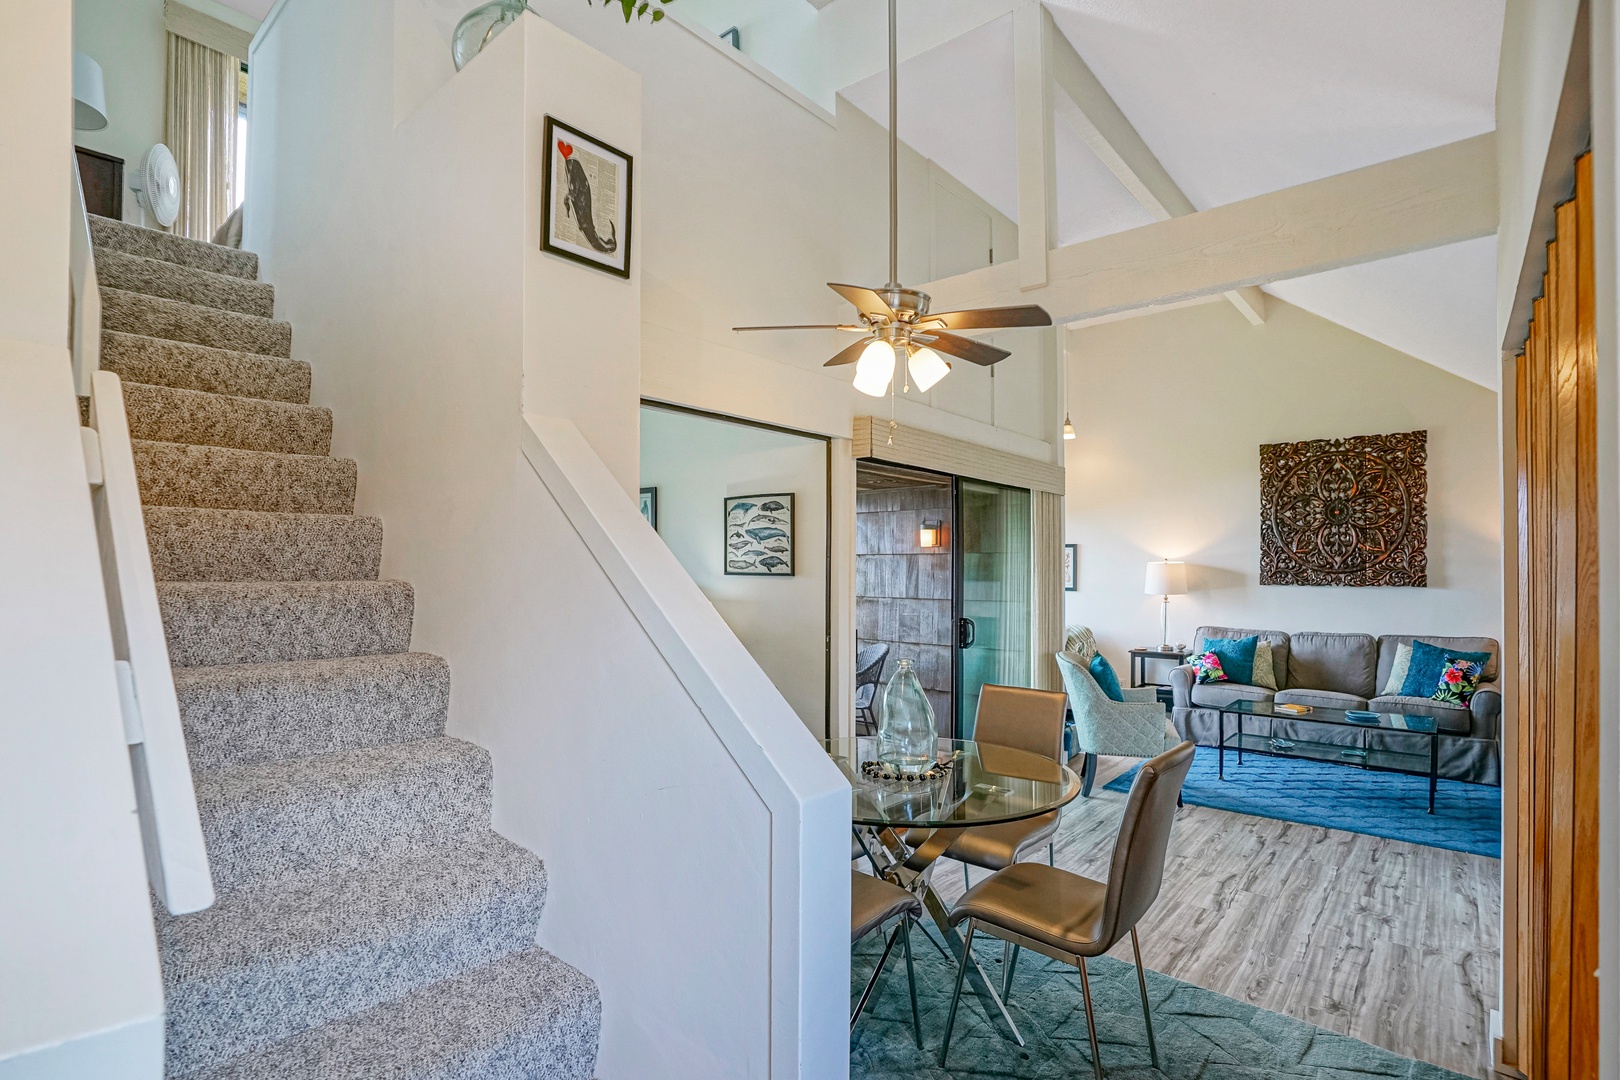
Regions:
[[922, 305, 1052, 330], [828, 283, 895, 319], [925, 331, 1011, 367], [732, 324, 864, 331], [823, 337, 874, 367]]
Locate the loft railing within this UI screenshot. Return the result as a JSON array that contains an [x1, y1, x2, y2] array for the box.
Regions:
[[69, 162, 214, 915]]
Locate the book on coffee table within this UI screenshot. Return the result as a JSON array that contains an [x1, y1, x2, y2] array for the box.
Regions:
[[1274, 703, 1313, 714]]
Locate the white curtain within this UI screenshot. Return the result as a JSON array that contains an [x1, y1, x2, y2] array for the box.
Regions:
[[164, 32, 238, 240]]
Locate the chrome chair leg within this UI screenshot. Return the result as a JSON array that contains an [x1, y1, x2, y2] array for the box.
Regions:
[[852, 921, 902, 1031], [939, 918, 976, 1065], [1048, 842, 1055, 866], [1001, 943, 1020, 1002], [963, 862, 971, 890], [1131, 926, 1160, 1069], [1076, 955, 1105, 1080], [902, 919, 921, 1049]]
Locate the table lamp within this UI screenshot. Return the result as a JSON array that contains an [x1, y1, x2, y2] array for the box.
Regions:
[[1144, 559, 1187, 650]]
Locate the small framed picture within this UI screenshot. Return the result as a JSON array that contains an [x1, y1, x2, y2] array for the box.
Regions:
[[1064, 544, 1078, 591], [639, 487, 658, 530], [724, 493, 794, 576], [541, 116, 633, 278]]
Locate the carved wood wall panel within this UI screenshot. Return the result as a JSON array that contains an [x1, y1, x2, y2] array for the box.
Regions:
[[1258, 430, 1427, 587]]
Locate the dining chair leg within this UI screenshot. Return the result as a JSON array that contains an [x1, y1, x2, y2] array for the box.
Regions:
[[1076, 955, 1105, 1080], [1001, 943, 1021, 1001], [1131, 926, 1160, 1069], [852, 921, 902, 1032], [1048, 842, 1055, 866], [902, 919, 922, 1049], [963, 862, 971, 891], [939, 919, 976, 1065]]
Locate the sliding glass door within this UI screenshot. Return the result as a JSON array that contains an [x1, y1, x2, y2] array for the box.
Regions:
[[954, 478, 1032, 739]]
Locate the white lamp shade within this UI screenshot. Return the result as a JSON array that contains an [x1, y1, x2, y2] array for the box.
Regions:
[[1144, 560, 1187, 596], [906, 346, 950, 392], [852, 339, 896, 397], [73, 52, 108, 131]]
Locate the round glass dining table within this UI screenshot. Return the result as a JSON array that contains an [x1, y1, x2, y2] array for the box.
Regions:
[[827, 736, 1081, 1046]]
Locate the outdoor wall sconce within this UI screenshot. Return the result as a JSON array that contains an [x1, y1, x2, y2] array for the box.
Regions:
[[919, 519, 944, 548]]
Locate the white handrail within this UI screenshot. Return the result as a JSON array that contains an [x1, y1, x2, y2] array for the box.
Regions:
[[69, 159, 214, 915], [69, 158, 101, 397]]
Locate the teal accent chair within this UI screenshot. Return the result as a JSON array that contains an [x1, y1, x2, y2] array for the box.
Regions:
[[1056, 650, 1180, 797]]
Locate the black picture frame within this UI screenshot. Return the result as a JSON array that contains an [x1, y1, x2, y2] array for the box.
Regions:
[[724, 493, 794, 576], [639, 487, 658, 530], [1064, 544, 1078, 591], [540, 115, 633, 278]]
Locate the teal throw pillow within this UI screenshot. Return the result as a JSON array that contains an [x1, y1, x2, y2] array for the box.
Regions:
[[1400, 640, 1491, 700], [1089, 653, 1124, 702], [1205, 636, 1259, 685]]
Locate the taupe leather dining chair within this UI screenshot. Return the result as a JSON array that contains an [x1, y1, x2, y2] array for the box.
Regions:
[[938, 740, 1196, 1077], [851, 870, 924, 1046], [942, 684, 1070, 887]]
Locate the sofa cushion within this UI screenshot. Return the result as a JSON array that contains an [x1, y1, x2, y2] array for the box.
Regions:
[[1377, 634, 1499, 690], [1274, 689, 1370, 711], [1399, 640, 1493, 699], [1192, 626, 1289, 687], [1205, 635, 1259, 685], [1368, 695, 1473, 735], [1190, 682, 1275, 708], [1286, 631, 1378, 698]]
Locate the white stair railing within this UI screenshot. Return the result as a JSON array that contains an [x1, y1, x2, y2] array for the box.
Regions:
[[70, 161, 214, 915]]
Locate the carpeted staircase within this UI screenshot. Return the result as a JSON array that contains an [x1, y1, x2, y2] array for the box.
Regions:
[[88, 215, 602, 1079]]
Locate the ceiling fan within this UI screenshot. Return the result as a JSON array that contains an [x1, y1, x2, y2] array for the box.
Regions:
[[732, 0, 1051, 397]]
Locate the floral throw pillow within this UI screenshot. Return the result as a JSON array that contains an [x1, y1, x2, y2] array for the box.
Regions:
[[1433, 657, 1484, 706], [1188, 651, 1228, 685]]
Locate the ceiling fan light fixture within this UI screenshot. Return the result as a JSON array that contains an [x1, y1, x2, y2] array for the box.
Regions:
[[853, 339, 897, 397], [907, 345, 950, 392]]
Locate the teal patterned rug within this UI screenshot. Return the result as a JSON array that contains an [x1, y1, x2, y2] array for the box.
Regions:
[[851, 924, 1470, 1079], [1104, 748, 1501, 857]]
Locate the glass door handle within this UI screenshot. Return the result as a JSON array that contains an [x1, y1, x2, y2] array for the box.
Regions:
[[958, 617, 976, 649]]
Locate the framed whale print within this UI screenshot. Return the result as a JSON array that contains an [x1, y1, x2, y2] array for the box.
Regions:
[[541, 116, 633, 278], [724, 493, 795, 576]]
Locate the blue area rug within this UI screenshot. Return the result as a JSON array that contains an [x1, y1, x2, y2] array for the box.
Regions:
[[851, 920, 1469, 1079], [1104, 748, 1501, 858]]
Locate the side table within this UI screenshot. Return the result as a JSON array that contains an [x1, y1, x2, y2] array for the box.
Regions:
[[1128, 647, 1186, 689]]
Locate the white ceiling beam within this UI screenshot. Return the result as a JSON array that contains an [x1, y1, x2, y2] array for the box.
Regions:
[[1047, 22, 1266, 325], [1013, 3, 1057, 289], [921, 132, 1498, 325]]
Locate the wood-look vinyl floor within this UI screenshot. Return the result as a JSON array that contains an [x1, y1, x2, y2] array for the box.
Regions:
[[925, 754, 1501, 1079]]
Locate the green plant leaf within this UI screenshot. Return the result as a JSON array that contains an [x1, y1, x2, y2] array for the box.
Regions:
[[651, 8, 664, 19]]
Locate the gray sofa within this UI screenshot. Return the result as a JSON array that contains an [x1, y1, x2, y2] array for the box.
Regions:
[[1169, 625, 1501, 785]]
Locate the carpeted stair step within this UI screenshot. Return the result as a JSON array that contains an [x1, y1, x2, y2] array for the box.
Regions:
[[133, 439, 356, 514], [123, 382, 332, 456], [184, 947, 601, 1080], [175, 653, 450, 774], [157, 833, 549, 1077], [158, 580, 413, 667], [196, 737, 493, 891], [90, 214, 259, 280], [146, 507, 381, 583], [103, 331, 311, 404], [96, 249, 275, 318], [102, 288, 292, 357]]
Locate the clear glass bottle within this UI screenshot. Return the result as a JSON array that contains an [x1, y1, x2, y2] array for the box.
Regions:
[[451, 0, 531, 71], [878, 659, 937, 769]]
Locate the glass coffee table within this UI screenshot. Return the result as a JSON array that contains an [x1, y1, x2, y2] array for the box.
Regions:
[[1215, 700, 1443, 812]]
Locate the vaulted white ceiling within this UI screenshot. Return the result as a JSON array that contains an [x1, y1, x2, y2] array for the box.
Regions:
[[841, 0, 1506, 387]]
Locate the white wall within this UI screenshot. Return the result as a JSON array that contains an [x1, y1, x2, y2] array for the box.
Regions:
[[1, 9, 167, 1074], [1064, 298, 1503, 670], [640, 406, 829, 735], [72, 0, 259, 226], [247, 5, 847, 1075]]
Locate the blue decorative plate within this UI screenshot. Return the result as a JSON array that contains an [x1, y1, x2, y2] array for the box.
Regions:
[[1344, 710, 1381, 724]]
